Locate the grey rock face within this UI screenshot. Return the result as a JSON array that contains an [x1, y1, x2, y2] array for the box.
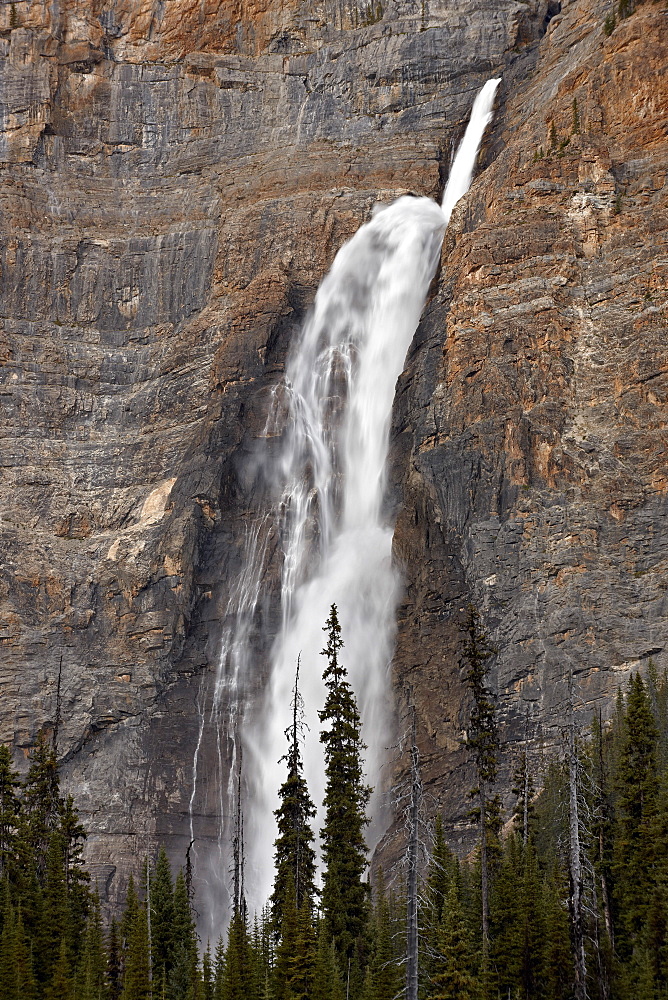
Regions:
[[1, 0, 666, 922]]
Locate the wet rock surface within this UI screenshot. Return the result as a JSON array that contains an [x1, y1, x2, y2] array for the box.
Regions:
[[0, 0, 666, 908]]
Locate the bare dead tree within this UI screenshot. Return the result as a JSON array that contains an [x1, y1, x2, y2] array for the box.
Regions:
[[384, 693, 434, 998], [406, 704, 421, 1000]]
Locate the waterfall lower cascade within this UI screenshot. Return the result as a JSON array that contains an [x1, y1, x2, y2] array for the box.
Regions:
[[190, 78, 500, 932]]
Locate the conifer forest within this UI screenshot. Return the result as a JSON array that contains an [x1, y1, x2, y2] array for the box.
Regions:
[[2, 0, 667, 996], [2, 605, 668, 1000]]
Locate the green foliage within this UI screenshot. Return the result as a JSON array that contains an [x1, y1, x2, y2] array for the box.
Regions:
[[43, 936, 73, 1000], [151, 845, 175, 983], [220, 907, 258, 1000], [271, 663, 317, 937], [613, 673, 659, 949], [120, 892, 151, 1000], [462, 606, 498, 790], [312, 922, 344, 1000], [170, 869, 201, 999], [6, 643, 668, 1000], [604, 10, 616, 33], [427, 883, 479, 1000], [571, 97, 581, 134], [362, 873, 402, 1000], [549, 121, 558, 151], [273, 874, 316, 1000], [462, 605, 499, 950], [75, 896, 106, 1000], [0, 746, 20, 881], [319, 605, 371, 962], [108, 918, 122, 1000]]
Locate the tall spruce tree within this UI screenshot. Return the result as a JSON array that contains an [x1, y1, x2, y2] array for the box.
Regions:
[[319, 605, 371, 962], [613, 673, 659, 946], [461, 605, 499, 953], [20, 736, 62, 878], [108, 918, 122, 1000], [170, 868, 200, 999], [221, 906, 257, 1000], [150, 846, 175, 984], [76, 894, 107, 1000], [271, 659, 317, 937], [44, 935, 74, 1000], [272, 873, 316, 1000], [120, 878, 151, 1000]]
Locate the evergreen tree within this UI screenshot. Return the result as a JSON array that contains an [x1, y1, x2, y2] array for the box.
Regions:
[[121, 889, 151, 1000], [0, 746, 20, 881], [273, 874, 315, 1000], [108, 918, 123, 1000], [221, 906, 257, 1000], [170, 869, 200, 999], [424, 816, 459, 958], [0, 891, 18, 999], [21, 736, 62, 878], [539, 862, 572, 1000], [319, 605, 371, 962], [77, 895, 107, 1000], [36, 831, 70, 984], [312, 922, 344, 1000], [202, 943, 214, 1000], [427, 883, 479, 1000], [151, 847, 175, 984], [213, 935, 226, 1000], [59, 793, 90, 960], [461, 605, 499, 953], [493, 836, 544, 1000], [14, 906, 37, 1000], [363, 873, 402, 1000], [271, 661, 317, 937], [44, 935, 74, 1000], [613, 673, 659, 954]]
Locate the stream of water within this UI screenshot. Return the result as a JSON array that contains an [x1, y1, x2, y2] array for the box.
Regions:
[[190, 78, 500, 934]]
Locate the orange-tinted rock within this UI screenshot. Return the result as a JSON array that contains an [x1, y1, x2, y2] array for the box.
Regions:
[[0, 0, 666, 915]]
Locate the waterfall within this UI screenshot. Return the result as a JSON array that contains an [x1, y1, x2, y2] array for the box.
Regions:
[[190, 77, 500, 930]]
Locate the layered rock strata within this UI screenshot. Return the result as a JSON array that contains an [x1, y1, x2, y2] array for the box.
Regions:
[[0, 0, 666, 913]]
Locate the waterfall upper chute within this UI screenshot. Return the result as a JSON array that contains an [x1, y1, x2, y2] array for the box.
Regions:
[[442, 79, 501, 223], [189, 76, 501, 931]]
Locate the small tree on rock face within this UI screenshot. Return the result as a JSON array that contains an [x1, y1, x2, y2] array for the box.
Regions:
[[319, 604, 371, 962], [462, 605, 499, 953]]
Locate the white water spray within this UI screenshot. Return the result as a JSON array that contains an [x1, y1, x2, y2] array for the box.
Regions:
[[190, 77, 500, 926]]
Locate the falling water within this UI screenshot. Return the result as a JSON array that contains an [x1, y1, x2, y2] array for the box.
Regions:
[[190, 78, 500, 928]]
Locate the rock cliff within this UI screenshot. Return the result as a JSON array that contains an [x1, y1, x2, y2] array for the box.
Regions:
[[1, 0, 666, 917]]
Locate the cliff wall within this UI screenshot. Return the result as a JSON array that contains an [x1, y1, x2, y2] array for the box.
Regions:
[[0, 0, 666, 908]]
